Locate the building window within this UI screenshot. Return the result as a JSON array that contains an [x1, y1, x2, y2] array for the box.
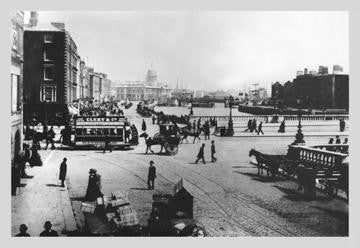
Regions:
[[44, 48, 53, 61], [40, 85, 57, 102], [44, 34, 54, 43], [44, 66, 54, 80], [11, 74, 20, 113]]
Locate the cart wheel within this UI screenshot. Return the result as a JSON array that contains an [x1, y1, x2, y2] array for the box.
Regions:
[[165, 142, 179, 155]]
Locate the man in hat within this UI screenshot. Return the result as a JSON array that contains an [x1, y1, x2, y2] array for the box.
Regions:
[[195, 144, 206, 164], [103, 134, 112, 153], [39, 221, 58, 236], [15, 224, 30, 237], [59, 158, 67, 187], [148, 161, 156, 190], [211, 140, 217, 163], [45, 126, 56, 150]]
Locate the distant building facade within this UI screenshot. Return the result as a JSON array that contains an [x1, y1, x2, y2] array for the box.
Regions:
[[114, 68, 171, 101], [11, 11, 24, 163], [271, 66, 349, 110]]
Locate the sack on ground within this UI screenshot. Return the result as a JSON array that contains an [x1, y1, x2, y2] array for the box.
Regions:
[[117, 205, 134, 216], [81, 202, 96, 214]]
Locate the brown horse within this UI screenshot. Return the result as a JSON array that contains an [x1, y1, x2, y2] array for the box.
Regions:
[[179, 127, 203, 144], [139, 132, 166, 154]]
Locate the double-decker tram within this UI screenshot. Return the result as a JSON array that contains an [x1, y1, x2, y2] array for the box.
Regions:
[[63, 116, 138, 148]]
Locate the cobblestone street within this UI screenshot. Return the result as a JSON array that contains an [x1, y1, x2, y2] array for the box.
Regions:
[[61, 107, 348, 236]]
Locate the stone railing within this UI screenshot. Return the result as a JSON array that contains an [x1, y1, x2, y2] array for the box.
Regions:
[[190, 114, 349, 123], [287, 145, 348, 169], [310, 144, 349, 154]]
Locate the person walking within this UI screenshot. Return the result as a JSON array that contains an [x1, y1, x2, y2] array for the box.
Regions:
[[15, 224, 30, 237], [39, 221, 58, 236], [195, 143, 206, 164], [197, 118, 202, 131], [152, 115, 156, 125], [204, 122, 210, 140], [59, 158, 67, 187], [142, 119, 147, 132], [45, 126, 56, 150], [343, 138, 348, 144], [211, 140, 217, 162], [251, 119, 257, 133], [147, 161, 156, 190], [244, 119, 252, 132], [257, 121, 264, 135], [278, 120, 286, 133], [103, 134, 112, 153]]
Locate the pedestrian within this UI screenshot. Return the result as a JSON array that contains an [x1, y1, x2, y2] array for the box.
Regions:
[[59, 158, 67, 187], [147, 161, 156, 190], [251, 119, 257, 133], [103, 134, 112, 153], [244, 119, 252, 132], [15, 224, 30, 237], [192, 120, 196, 131], [39, 221, 58, 237], [343, 138, 348, 144], [204, 122, 210, 140], [257, 121, 264, 135], [84, 169, 103, 201], [45, 126, 56, 150], [340, 119, 346, 132], [335, 135, 341, 144], [11, 163, 21, 195], [142, 119, 147, 131], [278, 120, 286, 133], [328, 138, 334, 144], [211, 140, 217, 162], [152, 115, 156, 125], [197, 118, 202, 131], [195, 143, 206, 164]]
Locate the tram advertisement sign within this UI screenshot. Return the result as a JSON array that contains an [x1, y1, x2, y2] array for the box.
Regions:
[[76, 116, 126, 126]]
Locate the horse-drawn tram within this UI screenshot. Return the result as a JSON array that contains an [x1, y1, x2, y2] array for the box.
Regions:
[[63, 116, 138, 148]]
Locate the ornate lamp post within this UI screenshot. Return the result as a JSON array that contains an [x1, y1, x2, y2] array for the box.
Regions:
[[228, 95, 234, 136], [189, 94, 194, 116], [292, 98, 305, 145]]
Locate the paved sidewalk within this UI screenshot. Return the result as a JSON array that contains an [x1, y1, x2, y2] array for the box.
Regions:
[[11, 149, 77, 237]]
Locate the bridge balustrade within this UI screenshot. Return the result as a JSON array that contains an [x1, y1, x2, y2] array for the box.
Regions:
[[287, 145, 348, 169], [190, 114, 348, 123]]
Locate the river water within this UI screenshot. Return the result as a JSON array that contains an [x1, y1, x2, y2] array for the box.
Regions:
[[154, 103, 251, 116]]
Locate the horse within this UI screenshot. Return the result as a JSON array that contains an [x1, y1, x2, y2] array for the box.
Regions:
[[139, 132, 166, 154], [248, 148, 284, 178], [179, 127, 203, 144]]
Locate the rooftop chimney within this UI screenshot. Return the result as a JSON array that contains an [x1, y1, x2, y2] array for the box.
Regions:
[[29, 11, 38, 27]]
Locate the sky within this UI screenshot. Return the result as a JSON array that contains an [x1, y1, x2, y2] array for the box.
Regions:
[[24, 11, 348, 91]]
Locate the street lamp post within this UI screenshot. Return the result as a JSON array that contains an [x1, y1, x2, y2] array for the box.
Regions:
[[292, 98, 305, 145], [228, 95, 234, 136], [189, 94, 194, 116]]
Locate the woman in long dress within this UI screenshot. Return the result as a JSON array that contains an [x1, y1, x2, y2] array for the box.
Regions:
[[84, 169, 103, 201]]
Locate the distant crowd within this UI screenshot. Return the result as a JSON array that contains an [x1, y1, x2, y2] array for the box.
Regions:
[[78, 101, 124, 117]]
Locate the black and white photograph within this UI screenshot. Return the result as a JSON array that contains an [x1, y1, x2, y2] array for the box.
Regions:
[[10, 9, 350, 238]]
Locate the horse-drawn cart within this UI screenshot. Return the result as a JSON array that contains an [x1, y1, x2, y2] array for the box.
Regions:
[[140, 123, 181, 155]]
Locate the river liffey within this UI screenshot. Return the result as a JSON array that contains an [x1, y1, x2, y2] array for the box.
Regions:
[[154, 102, 251, 117]]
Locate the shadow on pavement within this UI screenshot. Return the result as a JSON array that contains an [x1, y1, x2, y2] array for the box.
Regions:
[[70, 197, 85, 201], [274, 185, 329, 202], [130, 187, 150, 191], [232, 165, 256, 169], [233, 171, 280, 183], [46, 183, 63, 188]]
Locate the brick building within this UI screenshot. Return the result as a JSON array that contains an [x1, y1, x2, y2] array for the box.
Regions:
[[23, 16, 80, 126]]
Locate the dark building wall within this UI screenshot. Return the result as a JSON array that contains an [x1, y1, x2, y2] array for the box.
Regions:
[[23, 31, 66, 105]]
